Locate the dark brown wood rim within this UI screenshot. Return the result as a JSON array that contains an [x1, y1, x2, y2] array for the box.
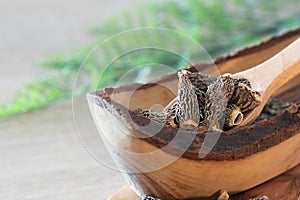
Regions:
[[90, 91, 300, 161]]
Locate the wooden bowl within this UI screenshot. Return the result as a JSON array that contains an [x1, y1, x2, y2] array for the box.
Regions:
[[87, 28, 300, 199]]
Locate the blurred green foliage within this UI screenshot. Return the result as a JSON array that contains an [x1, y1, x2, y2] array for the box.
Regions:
[[41, 47, 92, 71], [1, 0, 299, 118], [43, 0, 300, 84], [0, 70, 74, 118]]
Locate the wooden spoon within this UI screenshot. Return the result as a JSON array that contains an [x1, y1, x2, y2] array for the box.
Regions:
[[232, 37, 300, 126]]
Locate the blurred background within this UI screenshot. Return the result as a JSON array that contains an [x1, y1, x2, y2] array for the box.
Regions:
[[0, 0, 299, 199]]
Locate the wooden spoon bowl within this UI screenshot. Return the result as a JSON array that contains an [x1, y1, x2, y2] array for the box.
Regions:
[[88, 28, 300, 199], [232, 37, 300, 126]]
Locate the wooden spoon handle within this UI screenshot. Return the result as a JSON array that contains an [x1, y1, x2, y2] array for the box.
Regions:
[[233, 37, 300, 94], [232, 37, 300, 125]]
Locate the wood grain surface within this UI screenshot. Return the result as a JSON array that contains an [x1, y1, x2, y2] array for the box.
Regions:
[[109, 163, 300, 199]]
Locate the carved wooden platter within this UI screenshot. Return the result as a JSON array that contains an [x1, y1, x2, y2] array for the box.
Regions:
[[88, 28, 300, 199]]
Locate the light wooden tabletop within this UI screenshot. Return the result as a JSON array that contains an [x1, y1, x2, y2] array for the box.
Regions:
[[0, 97, 126, 200]]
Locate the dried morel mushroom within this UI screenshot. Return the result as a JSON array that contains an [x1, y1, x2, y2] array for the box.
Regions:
[[204, 75, 235, 130], [176, 70, 201, 128], [137, 70, 261, 131], [142, 195, 160, 200], [249, 195, 269, 200]]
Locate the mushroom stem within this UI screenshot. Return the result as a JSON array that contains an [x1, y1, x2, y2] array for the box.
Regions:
[[225, 104, 244, 128]]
